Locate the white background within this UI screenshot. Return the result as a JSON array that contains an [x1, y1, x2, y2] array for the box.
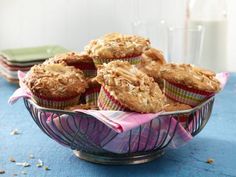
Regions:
[[0, 0, 235, 71]]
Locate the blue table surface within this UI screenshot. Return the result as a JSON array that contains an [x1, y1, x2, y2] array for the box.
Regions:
[[0, 74, 236, 177]]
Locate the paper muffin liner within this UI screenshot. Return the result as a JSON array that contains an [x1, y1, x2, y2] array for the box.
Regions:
[[85, 86, 101, 105], [82, 70, 97, 78], [98, 86, 127, 111], [93, 55, 142, 68], [164, 80, 214, 107], [72, 62, 97, 78], [32, 94, 81, 109]]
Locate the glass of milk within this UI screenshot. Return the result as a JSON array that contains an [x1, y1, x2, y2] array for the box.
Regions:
[[187, 0, 227, 72], [167, 26, 204, 65]]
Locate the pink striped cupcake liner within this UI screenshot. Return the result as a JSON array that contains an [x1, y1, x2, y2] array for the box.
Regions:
[[72, 62, 97, 78], [98, 86, 127, 111], [85, 86, 101, 105], [33, 94, 81, 109], [164, 80, 214, 107], [93, 55, 142, 68]]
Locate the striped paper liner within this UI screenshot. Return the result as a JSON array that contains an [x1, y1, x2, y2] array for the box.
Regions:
[[85, 86, 101, 105], [72, 62, 97, 78], [93, 55, 142, 68], [83, 70, 97, 78], [164, 80, 214, 107], [98, 86, 127, 111], [33, 94, 80, 109]]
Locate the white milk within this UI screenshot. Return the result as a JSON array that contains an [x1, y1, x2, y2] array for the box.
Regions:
[[188, 20, 227, 72]]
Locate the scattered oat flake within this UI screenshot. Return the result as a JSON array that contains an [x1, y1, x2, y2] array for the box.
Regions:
[[29, 154, 35, 159], [10, 129, 20, 135], [36, 159, 43, 167], [206, 158, 214, 164], [0, 170, 5, 174], [12, 174, 17, 176], [21, 171, 27, 175], [44, 166, 50, 171], [9, 157, 16, 162], [16, 162, 30, 167]]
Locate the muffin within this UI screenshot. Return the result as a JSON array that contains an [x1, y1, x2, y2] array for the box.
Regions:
[[163, 100, 192, 128], [23, 64, 88, 109], [136, 48, 166, 88], [163, 101, 192, 112], [65, 103, 99, 111], [96, 60, 164, 113], [84, 77, 101, 105], [44, 52, 97, 78], [85, 33, 150, 68], [160, 63, 221, 106]]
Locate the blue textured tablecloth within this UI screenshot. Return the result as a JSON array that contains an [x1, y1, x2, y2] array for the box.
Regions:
[[1, 74, 236, 177]]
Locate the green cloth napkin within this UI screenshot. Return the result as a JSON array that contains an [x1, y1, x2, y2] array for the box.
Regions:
[[0, 45, 69, 63]]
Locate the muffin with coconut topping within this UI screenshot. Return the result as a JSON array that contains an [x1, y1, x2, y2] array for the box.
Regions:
[[85, 33, 150, 67], [137, 48, 166, 88], [96, 60, 164, 113], [44, 52, 96, 78], [160, 63, 221, 106], [23, 64, 88, 109]]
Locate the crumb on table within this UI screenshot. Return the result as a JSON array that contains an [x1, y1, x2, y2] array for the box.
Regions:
[[44, 166, 50, 171], [10, 129, 20, 135], [9, 157, 16, 162], [206, 158, 214, 164], [21, 171, 27, 175]]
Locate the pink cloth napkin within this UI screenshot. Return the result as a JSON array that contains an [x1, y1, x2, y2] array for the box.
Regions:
[[216, 72, 230, 89]]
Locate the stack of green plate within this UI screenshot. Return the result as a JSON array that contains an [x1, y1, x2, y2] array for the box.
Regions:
[[0, 45, 68, 83]]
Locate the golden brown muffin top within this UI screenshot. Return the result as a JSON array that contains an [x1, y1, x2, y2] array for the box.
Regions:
[[65, 103, 99, 110], [160, 63, 221, 93], [96, 61, 164, 113], [137, 48, 166, 81], [23, 64, 88, 99], [163, 101, 192, 112], [44, 52, 94, 65], [85, 33, 151, 59]]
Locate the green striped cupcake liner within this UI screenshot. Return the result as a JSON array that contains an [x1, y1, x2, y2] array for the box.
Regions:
[[164, 80, 214, 107], [93, 55, 142, 68], [33, 94, 80, 109], [85, 87, 100, 105]]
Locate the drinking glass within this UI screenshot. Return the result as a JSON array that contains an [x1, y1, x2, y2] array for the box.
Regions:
[[167, 26, 204, 65], [132, 20, 168, 56]]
